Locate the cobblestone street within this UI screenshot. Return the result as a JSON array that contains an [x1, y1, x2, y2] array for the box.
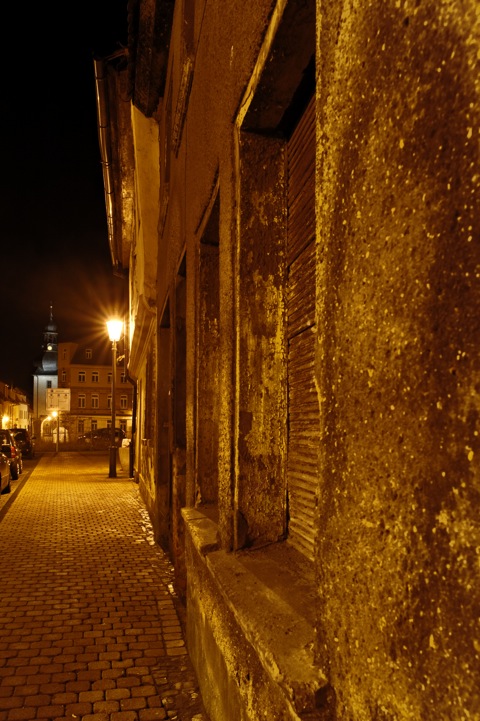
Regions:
[[0, 452, 208, 721]]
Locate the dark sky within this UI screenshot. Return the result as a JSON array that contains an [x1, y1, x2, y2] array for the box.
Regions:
[[1, 2, 129, 396]]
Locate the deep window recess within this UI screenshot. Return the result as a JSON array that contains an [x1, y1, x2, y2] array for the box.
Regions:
[[286, 94, 318, 562]]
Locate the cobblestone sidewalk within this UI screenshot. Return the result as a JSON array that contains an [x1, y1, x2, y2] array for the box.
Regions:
[[0, 452, 208, 721]]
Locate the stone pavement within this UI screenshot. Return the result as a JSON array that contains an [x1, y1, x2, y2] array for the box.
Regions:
[[0, 452, 208, 721]]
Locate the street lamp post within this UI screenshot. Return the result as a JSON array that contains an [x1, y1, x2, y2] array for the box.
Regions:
[[107, 319, 123, 478]]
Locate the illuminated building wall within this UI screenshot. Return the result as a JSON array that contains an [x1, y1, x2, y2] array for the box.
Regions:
[[98, 1, 480, 719]]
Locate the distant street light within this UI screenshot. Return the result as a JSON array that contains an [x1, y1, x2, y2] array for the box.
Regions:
[[107, 319, 123, 478]]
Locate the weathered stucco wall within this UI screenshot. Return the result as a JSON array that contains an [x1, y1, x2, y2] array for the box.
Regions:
[[237, 132, 287, 547], [128, 0, 480, 719], [316, 1, 480, 718], [174, 0, 290, 549]]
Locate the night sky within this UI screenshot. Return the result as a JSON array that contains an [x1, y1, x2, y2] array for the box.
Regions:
[[1, 1, 129, 397]]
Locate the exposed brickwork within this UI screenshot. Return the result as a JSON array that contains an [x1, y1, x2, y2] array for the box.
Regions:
[[0, 453, 208, 720]]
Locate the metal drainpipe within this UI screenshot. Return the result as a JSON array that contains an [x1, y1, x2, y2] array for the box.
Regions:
[[128, 376, 137, 480], [93, 57, 116, 269]]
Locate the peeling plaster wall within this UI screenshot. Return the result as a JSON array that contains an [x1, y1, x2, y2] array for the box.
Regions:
[[131, 106, 160, 302], [316, 1, 480, 718], [162, 0, 284, 551], [127, 106, 160, 529], [236, 132, 287, 546], [134, 0, 480, 719]]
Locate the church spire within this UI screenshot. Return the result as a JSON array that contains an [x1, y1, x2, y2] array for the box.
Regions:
[[33, 305, 58, 373]]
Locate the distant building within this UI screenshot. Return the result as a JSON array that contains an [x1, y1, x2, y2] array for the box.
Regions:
[[57, 341, 133, 440], [32, 307, 133, 441], [0, 382, 31, 430]]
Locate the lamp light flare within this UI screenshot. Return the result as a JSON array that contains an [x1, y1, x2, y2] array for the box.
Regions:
[[107, 318, 123, 342]]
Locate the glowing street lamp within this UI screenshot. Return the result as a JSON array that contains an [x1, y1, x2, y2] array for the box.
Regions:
[[107, 318, 123, 478]]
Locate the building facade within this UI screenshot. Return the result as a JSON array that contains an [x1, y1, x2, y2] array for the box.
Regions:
[[32, 309, 133, 442], [96, 1, 480, 720], [57, 341, 133, 441], [0, 382, 31, 430]]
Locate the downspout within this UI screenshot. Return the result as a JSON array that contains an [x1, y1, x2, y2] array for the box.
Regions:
[[128, 376, 137, 480], [94, 53, 135, 477], [93, 58, 115, 268]]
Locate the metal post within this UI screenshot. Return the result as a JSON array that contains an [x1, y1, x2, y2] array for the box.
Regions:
[[109, 339, 117, 478]]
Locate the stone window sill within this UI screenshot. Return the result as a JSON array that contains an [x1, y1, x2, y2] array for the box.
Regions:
[[182, 507, 328, 716]]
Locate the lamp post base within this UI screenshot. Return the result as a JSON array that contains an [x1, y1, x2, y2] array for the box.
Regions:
[[109, 446, 117, 478]]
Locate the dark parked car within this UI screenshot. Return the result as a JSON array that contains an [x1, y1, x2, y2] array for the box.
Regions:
[[12, 428, 35, 459], [78, 428, 126, 449], [0, 451, 11, 494], [0, 429, 23, 480]]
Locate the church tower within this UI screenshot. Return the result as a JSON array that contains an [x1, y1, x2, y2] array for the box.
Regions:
[[33, 304, 59, 428]]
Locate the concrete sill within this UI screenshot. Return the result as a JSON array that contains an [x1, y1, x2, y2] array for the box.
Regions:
[[182, 506, 220, 555], [182, 507, 328, 717]]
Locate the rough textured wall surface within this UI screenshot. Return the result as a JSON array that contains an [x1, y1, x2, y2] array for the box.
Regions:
[[316, 1, 480, 718], [237, 132, 287, 547], [160, 0, 305, 553]]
